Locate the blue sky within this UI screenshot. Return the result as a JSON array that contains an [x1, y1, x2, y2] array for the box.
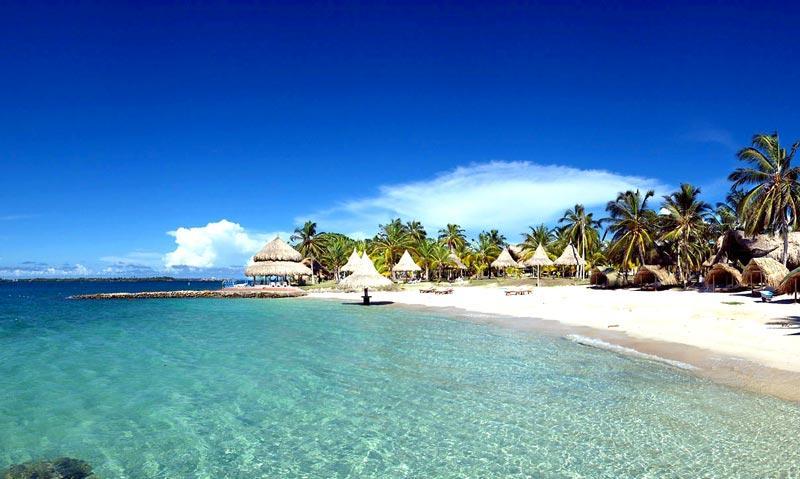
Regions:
[[1, 1, 798, 277]]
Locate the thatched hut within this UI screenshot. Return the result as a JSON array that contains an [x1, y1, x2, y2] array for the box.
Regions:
[[341, 248, 361, 274], [338, 253, 393, 291], [554, 243, 586, 278], [633, 265, 677, 290], [245, 237, 312, 285], [741, 257, 789, 291], [392, 250, 421, 280], [590, 267, 625, 289], [704, 263, 743, 292], [491, 247, 519, 276], [524, 244, 553, 286]]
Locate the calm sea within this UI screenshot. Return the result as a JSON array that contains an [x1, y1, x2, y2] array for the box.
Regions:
[[1, 281, 799, 478]]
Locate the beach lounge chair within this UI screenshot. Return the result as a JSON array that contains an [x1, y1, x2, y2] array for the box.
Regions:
[[504, 287, 532, 296], [434, 288, 454, 295], [419, 287, 435, 293]]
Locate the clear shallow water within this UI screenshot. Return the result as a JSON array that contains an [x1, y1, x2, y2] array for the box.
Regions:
[[1, 282, 800, 478]]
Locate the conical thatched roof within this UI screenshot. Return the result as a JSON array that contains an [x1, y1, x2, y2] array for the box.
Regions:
[[392, 250, 421, 272], [447, 253, 467, 269], [339, 253, 394, 290], [253, 237, 302, 262], [705, 263, 742, 289], [341, 248, 361, 273], [633, 265, 677, 287], [742, 257, 789, 289], [245, 261, 313, 277], [554, 243, 586, 266], [491, 247, 519, 269], [524, 244, 554, 267]]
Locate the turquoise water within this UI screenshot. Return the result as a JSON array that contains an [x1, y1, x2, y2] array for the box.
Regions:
[[1, 283, 800, 478]]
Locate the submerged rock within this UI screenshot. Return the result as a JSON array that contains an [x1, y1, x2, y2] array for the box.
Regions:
[[1, 457, 98, 479]]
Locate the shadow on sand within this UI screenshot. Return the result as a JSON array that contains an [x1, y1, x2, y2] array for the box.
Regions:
[[341, 301, 395, 306], [765, 316, 800, 335]]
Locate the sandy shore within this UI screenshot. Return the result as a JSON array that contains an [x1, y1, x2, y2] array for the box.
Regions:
[[309, 286, 800, 402]]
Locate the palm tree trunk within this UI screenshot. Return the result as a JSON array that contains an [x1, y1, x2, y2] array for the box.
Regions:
[[782, 215, 790, 266]]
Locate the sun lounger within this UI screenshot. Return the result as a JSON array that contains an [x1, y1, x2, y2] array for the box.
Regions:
[[419, 288, 436, 293], [504, 288, 533, 296], [434, 288, 454, 295]]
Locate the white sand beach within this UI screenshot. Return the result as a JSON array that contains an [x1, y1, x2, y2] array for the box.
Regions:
[[310, 286, 800, 401]]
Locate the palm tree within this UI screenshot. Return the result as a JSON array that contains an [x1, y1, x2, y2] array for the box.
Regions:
[[604, 190, 657, 273], [428, 242, 452, 281], [559, 204, 601, 277], [291, 221, 324, 283], [520, 224, 555, 260], [415, 238, 437, 280], [320, 235, 352, 283], [405, 220, 427, 244], [472, 234, 501, 278], [729, 132, 800, 265], [659, 184, 712, 287], [712, 188, 745, 236], [438, 224, 467, 252], [485, 229, 506, 247], [372, 218, 412, 268]]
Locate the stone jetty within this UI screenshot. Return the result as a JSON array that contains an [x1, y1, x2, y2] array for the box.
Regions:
[[69, 288, 306, 300]]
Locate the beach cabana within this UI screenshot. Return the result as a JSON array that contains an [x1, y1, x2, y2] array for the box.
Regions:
[[704, 263, 743, 292], [491, 247, 520, 277], [633, 265, 677, 290], [392, 250, 422, 281], [443, 252, 467, 280], [554, 243, 586, 278], [338, 252, 394, 292], [340, 248, 362, 276], [590, 267, 624, 289], [245, 237, 312, 286], [779, 267, 800, 300], [524, 244, 553, 287], [741, 257, 789, 292]]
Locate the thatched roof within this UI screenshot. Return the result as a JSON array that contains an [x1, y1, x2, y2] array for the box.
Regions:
[[524, 244, 553, 267], [714, 230, 800, 269], [338, 253, 394, 290], [245, 261, 312, 277], [554, 243, 586, 266], [741, 257, 788, 288], [491, 247, 519, 269], [392, 250, 421, 272], [590, 267, 625, 289], [253, 237, 302, 262], [447, 253, 467, 269], [341, 248, 361, 273], [779, 267, 800, 295], [704, 263, 742, 288], [633, 265, 677, 287]]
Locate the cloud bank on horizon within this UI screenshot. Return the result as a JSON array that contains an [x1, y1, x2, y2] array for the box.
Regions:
[[301, 161, 669, 238], [1, 161, 669, 277]]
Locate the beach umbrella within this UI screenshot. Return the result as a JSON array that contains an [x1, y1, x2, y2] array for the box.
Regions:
[[253, 236, 303, 262], [339, 252, 394, 291], [245, 236, 311, 285], [392, 250, 422, 280], [554, 243, 586, 279], [341, 248, 362, 275], [491, 247, 520, 277], [524, 244, 553, 287]]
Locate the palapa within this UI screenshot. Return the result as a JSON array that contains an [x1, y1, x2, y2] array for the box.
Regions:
[[524, 244, 553, 267], [392, 250, 422, 272], [704, 263, 742, 291], [741, 257, 789, 289], [447, 253, 467, 269], [633, 265, 677, 289], [338, 253, 394, 290], [491, 247, 519, 269], [341, 248, 362, 273], [253, 237, 303, 262], [590, 267, 624, 289], [554, 243, 586, 266], [245, 261, 312, 277]]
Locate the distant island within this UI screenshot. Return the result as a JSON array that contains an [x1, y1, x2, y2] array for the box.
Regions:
[[0, 277, 227, 283]]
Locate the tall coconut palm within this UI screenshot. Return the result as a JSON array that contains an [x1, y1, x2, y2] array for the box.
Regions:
[[520, 224, 555, 260], [405, 220, 427, 244], [729, 132, 800, 265], [604, 190, 657, 272], [484, 229, 506, 247], [320, 235, 352, 283], [372, 218, 412, 268], [472, 234, 501, 278], [712, 188, 745, 237], [415, 238, 437, 280], [428, 242, 453, 281], [291, 221, 324, 283], [659, 184, 712, 287], [559, 204, 601, 277], [438, 223, 467, 252]]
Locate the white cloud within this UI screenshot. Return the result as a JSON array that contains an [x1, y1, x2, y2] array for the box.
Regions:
[[163, 219, 287, 269], [0, 262, 91, 278], [301, 161, 669, 236]]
